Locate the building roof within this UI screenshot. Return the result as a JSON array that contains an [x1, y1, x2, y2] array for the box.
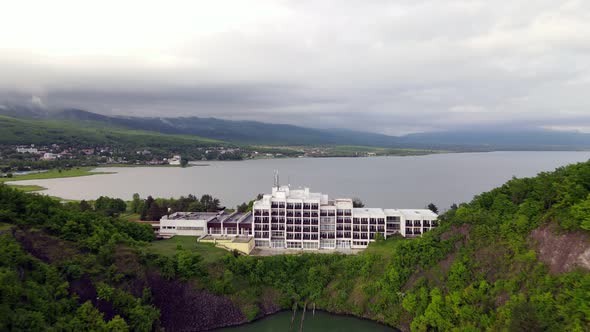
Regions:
[[398, 209, 438, 219], [382, 209, 401, 215], [352, 208, 386, 217], [163, 212, 219, 221]]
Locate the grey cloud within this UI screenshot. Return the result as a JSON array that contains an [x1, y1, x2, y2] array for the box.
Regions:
[[0, 0, 589, 135]]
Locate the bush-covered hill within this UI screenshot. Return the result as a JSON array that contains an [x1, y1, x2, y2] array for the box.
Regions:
[[1, 160, 590, 331]]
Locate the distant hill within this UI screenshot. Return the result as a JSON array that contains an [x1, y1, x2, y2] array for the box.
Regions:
[[399, 130, 590, 150], [54, 109, 402, 147], [0, 115, 222, 149], [2, 105, 590, 150]]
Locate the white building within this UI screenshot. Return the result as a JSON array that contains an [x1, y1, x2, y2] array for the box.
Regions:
[[169, 155, 182, 165], [252, 185, 438, 250], [41, 152, 58, 160], [16, 146, 38, 154]]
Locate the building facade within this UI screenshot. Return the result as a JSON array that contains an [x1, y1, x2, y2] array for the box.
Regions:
[[252, 186, 438, 250], [159, 211, 252, 238]]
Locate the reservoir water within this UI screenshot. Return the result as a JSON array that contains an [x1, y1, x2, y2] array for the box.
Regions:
[[14, 151, 590, 209], [215, 311, 396, 332]]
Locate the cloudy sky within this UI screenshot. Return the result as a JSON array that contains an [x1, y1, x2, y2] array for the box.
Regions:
[[0, 0, 589, 135]]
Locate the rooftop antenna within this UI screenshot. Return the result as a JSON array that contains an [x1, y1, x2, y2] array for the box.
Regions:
[[274, 170, 280, 189]]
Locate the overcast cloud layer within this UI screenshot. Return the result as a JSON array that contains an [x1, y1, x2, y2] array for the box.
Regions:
[[1, 0, 589, 134]]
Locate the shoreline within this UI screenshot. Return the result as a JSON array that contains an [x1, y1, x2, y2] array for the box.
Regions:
[[211, 308, 400, 332]]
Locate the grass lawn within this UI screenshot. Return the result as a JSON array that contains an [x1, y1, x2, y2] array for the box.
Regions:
[[0, 222, 13, 231], [6, 184, 47, 192], [120, 212, 142, 222], [100, 164, 187, 168], [148, 236, 228, 263], [0, 167, 113, 183]]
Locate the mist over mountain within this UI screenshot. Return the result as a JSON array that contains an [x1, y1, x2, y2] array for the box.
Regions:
[[2, 105, 590, 150]]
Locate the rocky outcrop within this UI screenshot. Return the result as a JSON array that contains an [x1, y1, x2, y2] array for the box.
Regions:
[[530, 223, 590, 274], [147, 271, 247, 331]]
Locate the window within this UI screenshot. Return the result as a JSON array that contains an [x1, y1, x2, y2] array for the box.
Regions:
[[255, 240, 269, 248], [303, 242, 319, 249], [271, 239, 284, 248]]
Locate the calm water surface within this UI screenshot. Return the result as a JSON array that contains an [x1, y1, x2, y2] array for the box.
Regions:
[[215, 311, 396, 332], [15, 151, 590, 209]]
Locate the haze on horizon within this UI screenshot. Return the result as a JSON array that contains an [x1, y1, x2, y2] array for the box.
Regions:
[[0, 0, 589, 135]]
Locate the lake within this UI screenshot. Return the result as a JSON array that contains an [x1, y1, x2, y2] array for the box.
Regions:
[[215, 310, 397, 332], [14, 151, 590, 210]]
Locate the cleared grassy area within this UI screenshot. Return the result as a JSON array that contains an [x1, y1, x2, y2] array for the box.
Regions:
[[0, 167, 112, 183], [6, 184, 47, 192], [120, 213, 142, 222], [363, 236, 406, 259], [148, 236, 228, 263], [257, 145, 447, 158], [100, 163, 187, 168], [319, 145, 445, 157], [0, 222, 13, 231]]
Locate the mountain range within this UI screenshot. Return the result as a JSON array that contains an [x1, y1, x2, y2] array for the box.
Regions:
[[2, 104, 590, 150]]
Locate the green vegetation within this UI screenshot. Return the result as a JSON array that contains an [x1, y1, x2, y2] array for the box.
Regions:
[[0, 167, 112, 182], [0, 184, 157, 331], [128, 193, 223, 221], [1, 159, 590, 331], [309, 145, 441, 157], [5, 184, 46, 192], [148, 237, 228, 263], [0, 115, 221, 147]]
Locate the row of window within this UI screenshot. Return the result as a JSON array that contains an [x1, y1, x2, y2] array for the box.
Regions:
[[404, 220, 438, 227], [177, 226, 204, 231], [270, 203, 320, 209]]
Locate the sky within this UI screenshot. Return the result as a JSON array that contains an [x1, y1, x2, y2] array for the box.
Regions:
[[0, 0, 589, 135]]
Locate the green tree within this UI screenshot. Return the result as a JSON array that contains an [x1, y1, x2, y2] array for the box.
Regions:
[[570, 194, 590, 230], [427, 203, 438, 214], [352, 198, 365, 208]]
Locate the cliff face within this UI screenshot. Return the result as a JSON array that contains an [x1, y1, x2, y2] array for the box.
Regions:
[[530, 223, 590, 274]]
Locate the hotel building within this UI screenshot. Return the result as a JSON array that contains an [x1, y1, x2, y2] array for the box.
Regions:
[[252, 185, 438, 250]]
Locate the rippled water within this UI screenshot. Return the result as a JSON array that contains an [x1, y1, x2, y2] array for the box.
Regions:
[[15, 151, 590, 210]]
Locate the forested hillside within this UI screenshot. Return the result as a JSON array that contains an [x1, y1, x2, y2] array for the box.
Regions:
[[0, 115, 221, 148], [1, 160, 590, 331]]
